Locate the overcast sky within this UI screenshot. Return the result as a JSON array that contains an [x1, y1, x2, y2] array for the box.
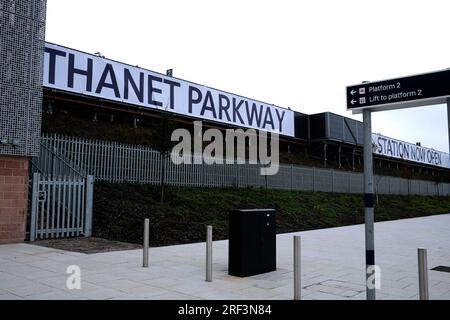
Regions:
[[46, 0, 450, 152]]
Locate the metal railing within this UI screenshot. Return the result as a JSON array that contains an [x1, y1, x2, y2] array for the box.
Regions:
[[29, 138, 94, 241], [32, 138, 86, 179], [29, 173, 94, 241]]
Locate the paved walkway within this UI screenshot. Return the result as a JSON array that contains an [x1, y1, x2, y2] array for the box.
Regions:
[[1, 214, 450, 300]]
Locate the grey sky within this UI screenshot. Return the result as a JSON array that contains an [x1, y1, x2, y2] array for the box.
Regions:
[[46, 0, 450, 152]]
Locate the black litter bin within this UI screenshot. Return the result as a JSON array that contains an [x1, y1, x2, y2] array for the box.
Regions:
[[228, 209, 276, 277]]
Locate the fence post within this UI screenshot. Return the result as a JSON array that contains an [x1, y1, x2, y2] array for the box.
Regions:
[[84, 175, 94, 237], [294, 236, 301, 300], [331, 169, 334, 193], [388, 177, 391, 194], [201, 161, 205, 187], [418, 248, 429, 300], [29, 173, 40, 242], [206, 225, 213, 282], [290, 164, 293, 191], [265, 168, 269, 190], [143, 218, 150, 268], [52, 146, 57, 178], [312, 167, 316, 192], [348, 172, 352, 193], [247, 163, 250, 187]]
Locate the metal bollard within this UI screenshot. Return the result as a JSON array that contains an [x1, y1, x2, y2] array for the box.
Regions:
[[418, 248, 429, 300], [294, 236, 301, 300], [206, 225, 213, 282], [143, 218, 149, 268]]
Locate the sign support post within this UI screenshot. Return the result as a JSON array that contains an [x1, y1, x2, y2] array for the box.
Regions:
[[363, 109, 375, 300], [347, 69, 450, 301]]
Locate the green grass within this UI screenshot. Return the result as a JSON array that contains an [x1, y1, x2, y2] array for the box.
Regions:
[[92, 182, 450, 246]]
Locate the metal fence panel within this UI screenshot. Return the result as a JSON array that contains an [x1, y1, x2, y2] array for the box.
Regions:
[[29, 173, 94, 241], [36, 134, 450, 197], [350, 173, 364, 194], [333, 170, 350, 193], [314, 168, 333, 193]]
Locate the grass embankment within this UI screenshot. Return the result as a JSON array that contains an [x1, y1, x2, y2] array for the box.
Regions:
[[92, 182, 450, 246]]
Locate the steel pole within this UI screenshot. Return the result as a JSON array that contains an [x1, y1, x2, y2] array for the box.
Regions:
[[294, 236, 301, 300], [418, 248, 429, 300], [363, 109, 376, 300], [143, 218, 149, 267], [447, 98, 450, 154], [206, 225, 213, 282]]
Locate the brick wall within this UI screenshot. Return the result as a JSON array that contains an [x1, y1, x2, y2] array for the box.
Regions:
[[0, 155, 29, 244]]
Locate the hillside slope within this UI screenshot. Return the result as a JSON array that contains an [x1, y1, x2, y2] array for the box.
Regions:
[[92, 182, 450, 246]]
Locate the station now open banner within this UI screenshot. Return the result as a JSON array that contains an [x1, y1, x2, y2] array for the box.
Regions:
[[372, 133, 450, 169], [43, 42, 295, 137]]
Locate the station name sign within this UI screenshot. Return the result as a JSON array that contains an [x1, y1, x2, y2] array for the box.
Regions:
[[43, 43, 295, 137], [346, 69, 450, 114], [372, 133, 450, 169]]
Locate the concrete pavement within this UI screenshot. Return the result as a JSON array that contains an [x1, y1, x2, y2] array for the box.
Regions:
[[1, 214, 450, 300]]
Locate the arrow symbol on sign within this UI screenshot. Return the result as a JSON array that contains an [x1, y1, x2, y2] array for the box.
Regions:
[[351, 99, 357, 105], [350, 90, 357, 95]]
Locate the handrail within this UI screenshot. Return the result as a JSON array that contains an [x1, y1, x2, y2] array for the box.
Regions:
[[34, 139, 86, 178]]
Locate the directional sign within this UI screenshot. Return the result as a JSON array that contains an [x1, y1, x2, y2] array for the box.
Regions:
[[346, 69, 450, 114]]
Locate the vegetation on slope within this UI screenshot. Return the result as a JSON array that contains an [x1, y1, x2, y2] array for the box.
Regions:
[[92, 182, 450, 246]]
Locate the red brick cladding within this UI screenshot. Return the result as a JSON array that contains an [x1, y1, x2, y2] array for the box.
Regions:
[[0, 156, 29, 244]]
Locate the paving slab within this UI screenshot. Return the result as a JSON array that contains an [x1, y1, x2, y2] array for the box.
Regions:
[[0, 214, 449, 300]]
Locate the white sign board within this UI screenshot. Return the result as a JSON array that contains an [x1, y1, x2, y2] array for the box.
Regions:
[[372, 133, 450, 169], [43, 42, 295, 137]]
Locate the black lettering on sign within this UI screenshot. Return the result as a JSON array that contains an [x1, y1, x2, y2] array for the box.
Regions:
[[263, 108, 275, 130], [188, 86, 202, 113], [218, 94, 231, 121], [275, 109, 285, 132], [201, 90, 217, 118], [163, 78, 181, 110], [124, 69, 144, 103], [95, 64, 120, 98], [68, 53, 93, 92], [246, 103, 263, 127], [148, 75, 163, 107], [45, 47, 66, 84], [232, 98, 245, 124]]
